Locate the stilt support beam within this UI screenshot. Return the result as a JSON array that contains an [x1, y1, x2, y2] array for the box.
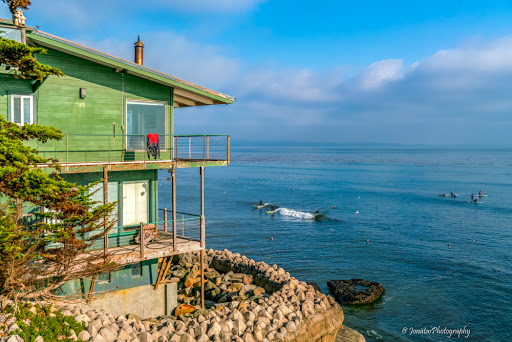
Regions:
[[140, 222, 145, 258], [200, 249, 205, 309], [172, 166, 177, 251], [103, 167, 109, 256], [155, 256, 173, 290], [200, 166, 205, 248], [87, 274, 97, 304]]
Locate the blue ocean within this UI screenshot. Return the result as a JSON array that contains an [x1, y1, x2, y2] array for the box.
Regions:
[[159, 146, 512, 341]]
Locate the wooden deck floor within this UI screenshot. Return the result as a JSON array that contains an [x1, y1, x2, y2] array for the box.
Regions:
[[86, 232, 202, 267]]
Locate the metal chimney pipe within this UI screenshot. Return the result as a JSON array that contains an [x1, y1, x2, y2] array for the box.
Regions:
[[134, 36, 144, 65]]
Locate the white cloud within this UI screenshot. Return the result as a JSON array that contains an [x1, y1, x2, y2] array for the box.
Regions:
[[356, 59, 404, 90], [77, 31, 242, 91]]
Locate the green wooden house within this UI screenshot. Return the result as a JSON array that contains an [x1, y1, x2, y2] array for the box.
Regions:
[[0, 18, 234, 317]]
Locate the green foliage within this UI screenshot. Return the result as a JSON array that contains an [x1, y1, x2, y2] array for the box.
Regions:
[[3, 302, 85, 342], [0, 37, 64, 81], [2, 0, 31, 14], [0, 115, 118, 298]]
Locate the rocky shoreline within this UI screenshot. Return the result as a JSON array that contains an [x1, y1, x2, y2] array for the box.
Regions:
[[0, 249, 365, 342]]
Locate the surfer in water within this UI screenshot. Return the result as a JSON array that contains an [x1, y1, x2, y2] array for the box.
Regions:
[[450, 192, 456, 197], [479, 190, 482, 196], [259, 200, 263, 206], [471, 194, 474, 199], [270, 205, 275, 211]]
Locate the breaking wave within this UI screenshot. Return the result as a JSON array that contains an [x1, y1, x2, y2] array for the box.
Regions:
[[275, 208, 315, 220]]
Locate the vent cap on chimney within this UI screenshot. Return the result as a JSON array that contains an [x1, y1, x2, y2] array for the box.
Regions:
[[134, 35, 144, 65]]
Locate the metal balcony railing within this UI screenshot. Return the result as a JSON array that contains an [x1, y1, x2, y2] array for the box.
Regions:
[[85, 211, 202, 256], [35, 134, 230, 168]]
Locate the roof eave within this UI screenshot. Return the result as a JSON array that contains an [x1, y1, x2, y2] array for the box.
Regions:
[[26, 31, 235, 105]]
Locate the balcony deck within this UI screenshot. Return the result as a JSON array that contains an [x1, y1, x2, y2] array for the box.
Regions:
[[35, 134, 230, 173]]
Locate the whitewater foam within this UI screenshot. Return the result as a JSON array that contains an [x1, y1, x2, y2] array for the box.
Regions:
[[275, 208, 315, 220]]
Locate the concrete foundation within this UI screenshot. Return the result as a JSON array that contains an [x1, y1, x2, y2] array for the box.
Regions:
[[89, 282, 177, 318]]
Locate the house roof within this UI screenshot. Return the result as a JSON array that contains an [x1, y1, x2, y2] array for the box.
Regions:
[[26, 30, 235, 107]]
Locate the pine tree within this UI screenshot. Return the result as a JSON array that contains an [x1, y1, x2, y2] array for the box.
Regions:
[[0, 18, 118, 299]]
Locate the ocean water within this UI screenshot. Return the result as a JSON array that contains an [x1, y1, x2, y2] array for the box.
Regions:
[[159, 146, 512, 341]]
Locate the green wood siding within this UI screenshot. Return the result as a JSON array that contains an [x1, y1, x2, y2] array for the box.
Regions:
[[56, 259, 159, 295], [62, 169, 159, 226], [0, 74, 35, 121], [34, 48, 173, 135]]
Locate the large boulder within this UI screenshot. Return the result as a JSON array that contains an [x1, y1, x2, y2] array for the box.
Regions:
[[327, 279, 384, 305], [306, 281, 322, 293]]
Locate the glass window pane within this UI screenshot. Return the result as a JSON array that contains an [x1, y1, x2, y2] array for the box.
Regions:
[[122, 181, 149, 226], [97, 273, 110, 284], [126, 102, 166, 151], [89, 182, 119, 234], [23, 97, 31, 124], [13, 97, 21, 123], [131, 262, 142, 278]]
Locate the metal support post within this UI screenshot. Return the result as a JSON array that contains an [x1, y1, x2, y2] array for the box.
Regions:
[[200, 249, 205, 309], [200, 166, 205, 248], [164, 208, 168, 232], [172, 166, 177, 251], [103, 167, 108, 256]]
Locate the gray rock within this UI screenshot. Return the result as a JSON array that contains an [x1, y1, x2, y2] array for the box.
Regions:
[[327, 279, 385, 304], [88, 324, 98, 337], [6, 335, 23, 342], [118, 328, 133, 340], [207, 321, 222, 337], [336, 325, 366, 342], [100, 327, 117, 342], [7, 323, 20, 334], [78, 330, 91, 341], [75, 313, 91, 323], [92, 335, 106, 342], [138, 331, 153, 342]]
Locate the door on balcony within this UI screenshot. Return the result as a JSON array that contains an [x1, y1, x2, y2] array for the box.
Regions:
[[122, 180, 149, 227], [126, 101, 166, 151]]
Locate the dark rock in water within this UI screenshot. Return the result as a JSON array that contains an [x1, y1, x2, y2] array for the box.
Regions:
[[306, 282, 322, 293], [327, 278, 384, 304]]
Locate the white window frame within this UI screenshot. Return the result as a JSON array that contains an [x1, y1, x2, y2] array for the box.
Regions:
[[125, 99, 167, 151], [10, 95, 34, 126]]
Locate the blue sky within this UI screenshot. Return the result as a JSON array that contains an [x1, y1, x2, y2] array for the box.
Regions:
[[2, 1, 512, 145]]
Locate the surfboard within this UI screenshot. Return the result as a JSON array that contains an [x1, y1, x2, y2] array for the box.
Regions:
[[477, 194, 488, 197], [252, 204, 265, 209], [266, 211, 275, 215]]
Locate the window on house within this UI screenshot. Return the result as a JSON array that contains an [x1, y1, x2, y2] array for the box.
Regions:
[[10, 95, 33, 126], [89, 182, 119, 234], [130, 262, 143, 278], [97, 272, 111, 284], [126, 101, 166, 151], [122, 181, 149, 226]]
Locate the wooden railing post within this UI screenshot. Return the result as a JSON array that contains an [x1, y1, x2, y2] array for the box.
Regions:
[[140, 222, 145, 258], [200, 166, 205, 248], [164, 208, 168, 233]]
